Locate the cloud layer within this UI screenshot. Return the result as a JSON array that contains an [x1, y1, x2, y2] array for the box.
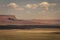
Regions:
[[7, 2, 56, 11], [25, 2, 56, 12]]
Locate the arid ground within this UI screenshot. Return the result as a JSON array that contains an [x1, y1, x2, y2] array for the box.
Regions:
[[0, 28, 60, 40]]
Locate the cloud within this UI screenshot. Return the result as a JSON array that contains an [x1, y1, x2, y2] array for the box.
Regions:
[[24, 2, 49, 11], [39, 2, 49, 11], [7, 3, 24, 10], [39, 2, 56, 11], [7, 2, 56, 11], [7, 3, 18, 9], [25, 2, 56, 11], [25, 4, 38, 9]]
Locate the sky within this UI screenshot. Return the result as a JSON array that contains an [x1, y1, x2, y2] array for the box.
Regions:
[[0, 0, 60, 20]]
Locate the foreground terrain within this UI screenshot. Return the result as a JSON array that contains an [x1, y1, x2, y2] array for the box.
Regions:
[[0, 28, 60, 40]]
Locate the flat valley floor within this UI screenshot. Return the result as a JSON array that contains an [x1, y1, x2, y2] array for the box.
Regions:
[[0, 28, 60, 40]]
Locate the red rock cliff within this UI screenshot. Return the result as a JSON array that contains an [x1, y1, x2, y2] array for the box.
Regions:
[[0, 15, 16, 21]]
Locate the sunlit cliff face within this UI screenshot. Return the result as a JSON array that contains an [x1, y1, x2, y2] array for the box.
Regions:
[[0, 15, 16, 21]]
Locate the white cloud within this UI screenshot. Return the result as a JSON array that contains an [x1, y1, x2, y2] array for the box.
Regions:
[[7, 3, 24, 10], [25, 2, 56, 11], [39, 2, 56, 12], [39, 2, 49, 11], [7, 3, 18, 8], [25, 4, 38, 9], [7, 2, 56, 11]]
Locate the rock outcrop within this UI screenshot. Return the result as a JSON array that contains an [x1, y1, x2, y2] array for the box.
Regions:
[[0, 15, 16, 21]]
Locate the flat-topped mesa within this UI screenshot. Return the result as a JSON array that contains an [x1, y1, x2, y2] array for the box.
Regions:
[[0, 15, 16, 21]]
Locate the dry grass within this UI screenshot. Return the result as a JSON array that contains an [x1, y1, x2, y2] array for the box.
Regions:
[[0, 28, 60, 40]]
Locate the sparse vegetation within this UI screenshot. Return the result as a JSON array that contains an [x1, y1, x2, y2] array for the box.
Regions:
[[0, 25, 60, 29]]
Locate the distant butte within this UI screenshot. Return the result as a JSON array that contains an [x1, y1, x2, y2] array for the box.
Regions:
[[0, 15, 16, 21]]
